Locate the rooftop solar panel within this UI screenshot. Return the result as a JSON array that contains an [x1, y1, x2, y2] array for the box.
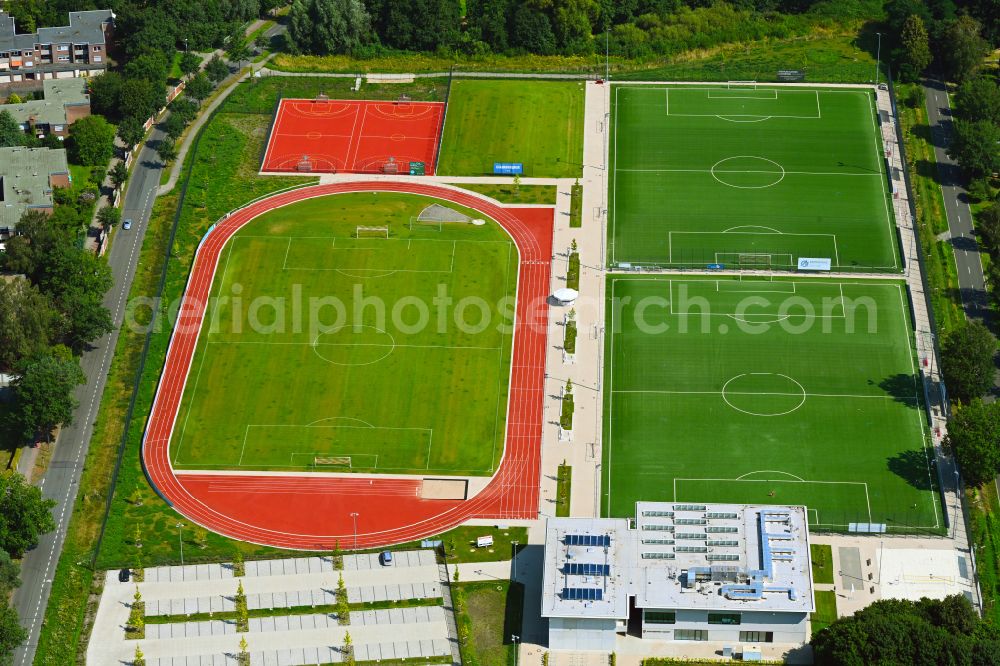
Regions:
[[565, 563, 610, 576], [563, 587, 604, 601], [565, 534, 611, 547]]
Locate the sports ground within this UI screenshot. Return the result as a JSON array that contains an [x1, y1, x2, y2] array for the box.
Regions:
[[261, 98, 444, 174], [143, 181, 553, 548], [609, 85, 899, 271], [602, 275, 942, 531], [169, 192, 518, 475]]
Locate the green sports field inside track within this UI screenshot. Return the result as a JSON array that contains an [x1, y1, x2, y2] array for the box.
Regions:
[[169, 192, 517, 475], [602, 275, 942, 532], [609, 85, 900, 271]]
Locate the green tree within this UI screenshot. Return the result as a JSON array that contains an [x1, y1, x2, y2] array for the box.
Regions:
[[510, 6, 557, 54], [978, 202, 1000, 256], [179, 51, 202, 77], [5, 93, 23, 104], [0, 473, 55, 557], [226, 33, 252, 69], [12, 353, 86, 443], [947, 400, 1000, 487], [954, 76, 1000, 125], [87, 71, 124, 120], [896, 14, 932, 82], [0, 279, 57, 371], [948, 118, 1000, 178], [466, 0, 510, 51], [941, 321, 998, 403], [67, 115, 116, 166], [0, 110, 25, 148], [0, 603, 27, 664], [156, 138, 179, 164], [0, 550, 21, 594], [185, 72, 213, 102], [205, 55, 230, 83], [162, 112, 187, 141], [110, 161, 129, 190], [939, 15, 989, 83], [38, 241, 114, 351], [120, 77, 162, 123], [812, 596, 996, 665], [117, 117, 146, 148], [97, 205, 121, 231], [550, 0, 595, 54], [288, 0, 372, 55], [125, 51, 170, 86]]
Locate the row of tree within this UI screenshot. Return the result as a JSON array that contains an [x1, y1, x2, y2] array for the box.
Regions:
[[889, 1, 992, 84], [812, 595, 1000, 665]]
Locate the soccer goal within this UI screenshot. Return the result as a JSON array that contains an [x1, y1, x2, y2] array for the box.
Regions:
[[727, 80, 758, 89], [356, 225, 389, 238], [313, 456, 351, 469]]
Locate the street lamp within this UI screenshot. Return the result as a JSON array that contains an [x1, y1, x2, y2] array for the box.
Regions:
[[350, 512, 359, 550], [605, 29, 610, 82], [511, 635, 520, 666], [874, 32, 882, 84], [176, 523, 184, 566], [512, 540, 519, 581]]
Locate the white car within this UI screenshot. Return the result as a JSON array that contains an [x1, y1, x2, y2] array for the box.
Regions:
[[123, 218, 133, 230]]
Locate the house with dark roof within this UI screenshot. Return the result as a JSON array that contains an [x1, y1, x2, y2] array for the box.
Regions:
[[0, 10, 114, 87]]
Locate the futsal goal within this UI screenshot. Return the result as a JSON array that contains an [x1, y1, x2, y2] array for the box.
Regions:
[[727, 80, 758, 89], [356, 225, 389, 238]]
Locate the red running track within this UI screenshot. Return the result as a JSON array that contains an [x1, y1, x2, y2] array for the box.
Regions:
[[142, 182, 552, 550], [261, 99, 445, 175]]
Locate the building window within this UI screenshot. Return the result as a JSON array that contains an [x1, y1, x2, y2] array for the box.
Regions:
[[740, 631, 774, 643], [92, 46, 101, 51], [674, 630, 707, 641], [53, 125, 63, 132], [93, 56, 102, 63], [644, 612, 675, 625], [708, 612, 741, 625], [57, 56, 69, 62]]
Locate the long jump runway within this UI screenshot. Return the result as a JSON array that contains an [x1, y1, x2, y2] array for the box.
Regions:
[[261, 99, 445, 175], [141, 182, 552, 550]]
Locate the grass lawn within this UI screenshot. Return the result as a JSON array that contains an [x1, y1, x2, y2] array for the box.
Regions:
[[811, 543, 834, 585], [569, 181, 582, 228], [811, 590, 838, 634], [563, 317, 577, 355], [567, 251, 580, 291], [438, 80, 584, 178], [556, 463, 572, 517], [224, 75, 449, 115], [457, 183, 557, 205], [603, 276, 942, 533], [609, 85, 898, 272], [969, 483, 1000, 624], [442, 526, 527, 564], [169, 192, 516, 475], [454, 581, 523, 666]]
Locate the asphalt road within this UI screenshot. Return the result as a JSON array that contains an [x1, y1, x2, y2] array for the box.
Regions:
[[11, 127, 166, 666], [922, 78, 991, 323]]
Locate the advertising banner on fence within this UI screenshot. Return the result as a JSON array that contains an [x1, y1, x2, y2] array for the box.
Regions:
[[493, 162, 524, 175], [797, 257, 832, 271]]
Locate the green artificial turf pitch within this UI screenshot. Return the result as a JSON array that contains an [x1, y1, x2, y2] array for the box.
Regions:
[[169, 192, 517, 475], [438, 80, 585, 178], [609, 85, 899, 272], [602, 276, 942, 532]]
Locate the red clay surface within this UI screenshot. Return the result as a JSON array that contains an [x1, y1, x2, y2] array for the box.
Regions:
[[142, 182, 552, 550], [261, 99, 444, 175]]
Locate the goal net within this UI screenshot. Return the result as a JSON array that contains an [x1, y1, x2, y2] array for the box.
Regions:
[[314, 456, 351, 468], [314, 92, 330, 101], [356, 225, 389, 238], [727, 80, 758, 89], [408, 217, 442, 231], [296, 155, 314, 172]]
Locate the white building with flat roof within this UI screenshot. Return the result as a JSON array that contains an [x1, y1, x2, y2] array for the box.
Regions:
[[541, 503, 814, 651]]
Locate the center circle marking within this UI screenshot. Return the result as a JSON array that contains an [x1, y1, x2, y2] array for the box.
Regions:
[[721, 373, 805, 416], [711, 156, 786, 189], [312, 325, 395, 366]]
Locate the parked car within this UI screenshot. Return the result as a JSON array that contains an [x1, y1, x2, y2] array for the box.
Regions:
[[380, 551, 393, 566], [118, 568, 131, 582], [123, 218, 133, 230]]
